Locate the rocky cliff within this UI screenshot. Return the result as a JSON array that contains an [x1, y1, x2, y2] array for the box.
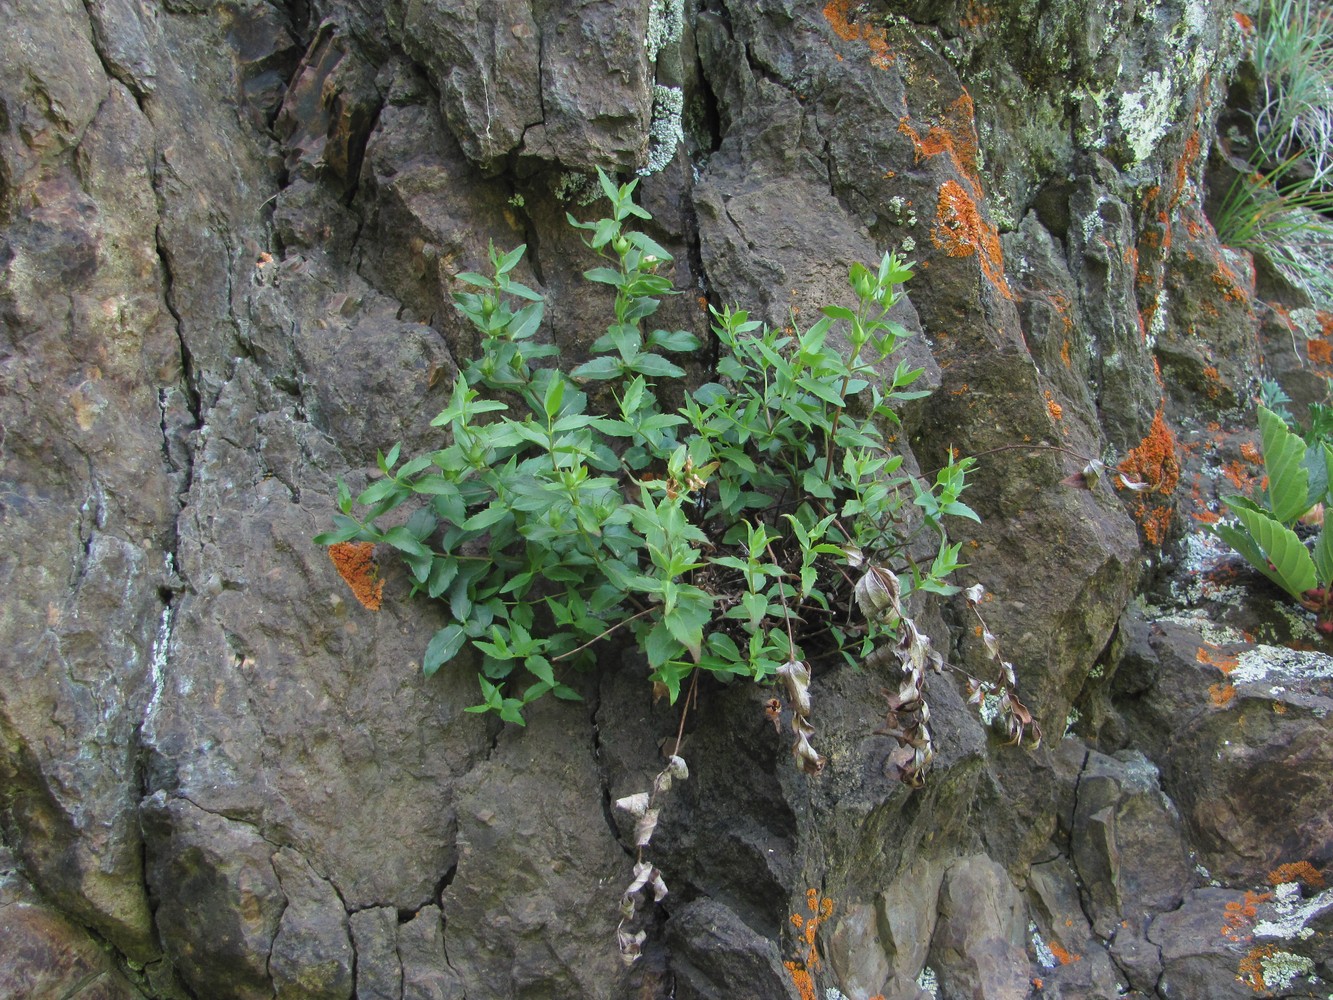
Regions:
[[1, 1, 1329, 998]]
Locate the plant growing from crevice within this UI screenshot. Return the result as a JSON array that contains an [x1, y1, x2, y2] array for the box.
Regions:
[[315, 169, 1032, 782], [1214, 404, 1333, 633], [1215, 0, 1333, 309]]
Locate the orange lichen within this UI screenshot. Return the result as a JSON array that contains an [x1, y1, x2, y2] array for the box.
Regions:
[[1222, 459, 1257, 491], [1045, 391, 1064, 421], [783, 962, 817, 1000], [1235, 11, 1254, 31], [1202, 364, 1224, 401], [1120, 409, 1181, 495], [1239, 944, 1277, 992], [823, 0, 893, 68], [1212, 261, 1249, 304], [1240, 442, 1262, 464], [1268, 860, 1326, 889], [1308, 335, 1333, 367], [329, 542, 384, 611], [785, 889, 834, 997], [1209, 682, 1237, 706], [1060, 339, 1072, 367], [1048, 941, 1080, 965], [1118, 409, 1181, 546], [899, 92, 980, 179], [1197, 645, 1240, 675], [933, 180, 1013, 298], [1221, 890, 1272, 942]]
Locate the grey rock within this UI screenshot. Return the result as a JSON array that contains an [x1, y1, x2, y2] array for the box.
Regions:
[[1070, 749, 1196, 939], [350, 906, 402, 1000], [928, 855, 1030, 1000], [141, 793, 286, 1000], [270, 847, 355, 1000], [665, 898, 799, 1000]]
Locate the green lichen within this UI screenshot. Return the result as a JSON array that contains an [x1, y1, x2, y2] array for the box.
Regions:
[[553, 171, 602, 206]]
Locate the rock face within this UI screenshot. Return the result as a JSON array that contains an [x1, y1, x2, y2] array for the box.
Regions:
[[1, 2, 1330, 999]]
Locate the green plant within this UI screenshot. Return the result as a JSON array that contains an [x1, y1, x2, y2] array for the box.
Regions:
[[1214, 404, 1333, 632], [316, 169, 1025, 780], [1216, 0, 1333, 309]]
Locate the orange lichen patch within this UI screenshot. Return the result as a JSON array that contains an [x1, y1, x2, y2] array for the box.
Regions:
[[1222, 459, 1258, 491], [1221, 890, 1272, 942], [823, 0, 893, 69], [1202, 364, 1224, 401], [329, 541, 384, 611], [785, 889, 834, 998], [783, 962, 817, 1000], [1212, 262, 1249, 304], [1308, 335, 1333, 367], [1209, 682, 1237, 706], [1048, 941, 1080, 965], [1120, 410, 1181, 495], [1060, 339, 1072, 367], [933, 180, 1014, 298], [1197, 645, 1240, 675], [1235, 11, 1254, 31], [960, 0, 997, 28], [1268, 860, 1326, 889], [1045, 391, 1064, 421], [1173, 131, 1201, 204], [1240, 441, 1262, 464], [899, 92, 980, 180], [1238, 944, 1279, 992], [1119, 409, 1181, 546]]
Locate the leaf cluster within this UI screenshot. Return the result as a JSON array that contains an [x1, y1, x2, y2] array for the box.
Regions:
[[1216, 404, 1333, 630], [317, 169, 982, 725]]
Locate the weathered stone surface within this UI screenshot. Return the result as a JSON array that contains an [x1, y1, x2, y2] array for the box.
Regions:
[[440, 696, 630, 998], [270, 847, 355, 1000], [349, 906, 401, 1000], [1026, 857, 1123, 1000], [0, 841, 147, 999], [1070, 749, 1196, 939], [665, 898, 799, 1000], [141, 793, 286, 1000], [0, 0, 1314, 998], [398, 906, 464, 1000], [928, 855, 1029, 1000], [1111, 618, 1333, 885]]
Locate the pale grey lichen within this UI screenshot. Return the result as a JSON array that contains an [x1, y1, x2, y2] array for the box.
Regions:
[[1231, 645, 1333, 686], [1257, 949, 1316, 991], [1031, 924, 1058, 969], [1254, 885, 1333, 940], [645, 0, 684, 63], [639, 84, 684, 176], [916, 966, 939, 997]]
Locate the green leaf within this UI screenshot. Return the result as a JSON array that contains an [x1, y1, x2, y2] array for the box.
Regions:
[[496, 244, 526, 275], [1315, 522, 1333, 587], [646, 329, 699, 352], [1259, 405, 1312, 523], [1223, 501, 1318, 598], [423, 624, 467, 677], [570, 356, 625, 381], [462, 505, 511, 531], [629, 354, 686, 378]]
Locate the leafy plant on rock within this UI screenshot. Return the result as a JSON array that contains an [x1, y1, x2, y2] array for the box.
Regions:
[[1216, 0, 1333, 309], [1215, 404, 1333, 632], [316, 169, 1031, 781]]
